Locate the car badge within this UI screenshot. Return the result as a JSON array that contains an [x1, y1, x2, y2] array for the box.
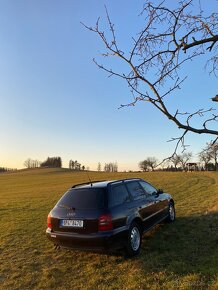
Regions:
[[67, 212, 76, 217]]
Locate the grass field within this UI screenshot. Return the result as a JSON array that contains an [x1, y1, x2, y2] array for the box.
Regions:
[[0, 168, 217, 290]]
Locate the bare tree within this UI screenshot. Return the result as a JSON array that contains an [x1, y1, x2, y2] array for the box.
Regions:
[[139, 157, 158, 171], [24, 158, 40, 169], [208, 142, 218, 170], [97, 162, 101, 171], [199, 142, 218, 170], [178, 152, 193, 170], [114, 162, 118, 172], [198, 149, 212, 170], [24, 158, 32, 169], [83, 0, 218, 156], [34, 160, 41, 167], [147, 157, 158, 171], [74, 160, 78, 170], [139, 160, 150, 172], [75, 162, 81, 171], [170, 154, 181, 170], [104, 162, 118, 172]]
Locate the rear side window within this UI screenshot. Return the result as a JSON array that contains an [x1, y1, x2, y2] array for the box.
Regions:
[[57, 188, 106, 209], [126, 181, 145, 200], [139, 181, 157, 195], [108, 184, 130, 207]]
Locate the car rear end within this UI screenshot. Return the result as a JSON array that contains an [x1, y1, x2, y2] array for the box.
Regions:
[[46, 185, 126, 251]]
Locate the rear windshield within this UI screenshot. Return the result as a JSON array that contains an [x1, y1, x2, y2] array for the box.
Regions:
[[57, 188, 106, 209]]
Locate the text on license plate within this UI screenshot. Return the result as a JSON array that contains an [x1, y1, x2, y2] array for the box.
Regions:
[[60, 219, 84, 228]]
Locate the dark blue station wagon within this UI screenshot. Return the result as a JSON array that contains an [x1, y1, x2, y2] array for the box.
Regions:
[[46, 178, 175, 256]]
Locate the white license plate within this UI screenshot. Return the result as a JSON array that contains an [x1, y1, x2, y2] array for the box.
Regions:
[[60, 219, 83, 228]]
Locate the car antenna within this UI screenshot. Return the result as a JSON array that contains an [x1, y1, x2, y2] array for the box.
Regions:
[[86, 170, 93, 187]]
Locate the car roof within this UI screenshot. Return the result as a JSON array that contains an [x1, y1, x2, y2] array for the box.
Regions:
[[72, 178, 142, 189]]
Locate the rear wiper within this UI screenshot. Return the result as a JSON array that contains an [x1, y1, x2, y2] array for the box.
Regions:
[[58, 204, 75, 210]]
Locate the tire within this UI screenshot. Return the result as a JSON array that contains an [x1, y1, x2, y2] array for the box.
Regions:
[[166, 202, 176, 222], [125, 222, 142, 257]]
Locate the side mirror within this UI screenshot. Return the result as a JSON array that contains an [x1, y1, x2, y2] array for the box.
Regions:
[[157, 189, 163, 194]]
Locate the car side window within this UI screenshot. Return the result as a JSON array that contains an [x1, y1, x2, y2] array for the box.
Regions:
[[109, 184, 130, 207], [125, 181, 145, 201], [139, 181, 157, 196]]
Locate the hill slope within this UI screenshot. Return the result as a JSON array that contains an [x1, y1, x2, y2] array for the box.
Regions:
[[0, 168, 217, 289]]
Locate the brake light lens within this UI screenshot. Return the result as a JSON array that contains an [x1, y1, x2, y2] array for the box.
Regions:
[[47, 213, 52, 230], [98, 214, 113, 231]]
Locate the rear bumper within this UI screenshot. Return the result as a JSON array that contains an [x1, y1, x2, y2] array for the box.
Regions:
[[46, 227, 128, 251]]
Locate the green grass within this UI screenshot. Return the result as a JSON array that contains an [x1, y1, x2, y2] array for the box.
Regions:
[[0, 168, 217, 289]]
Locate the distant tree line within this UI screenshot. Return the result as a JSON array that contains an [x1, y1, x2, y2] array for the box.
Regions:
[[104, 162, 118, 172], [139, 141, 218, 172], [24, 157, 62, 168], [96, 162, 118, 172], [69, 160, 85, 171], [139, 154, 194, 172], [23, 157, 87, 170], [24, 158, 41, 168], [22, 141, 217, 172], [41, 157, 62, 168], [0, 167, 17, 173]]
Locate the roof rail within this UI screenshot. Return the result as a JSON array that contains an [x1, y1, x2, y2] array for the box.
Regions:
[[72, 178, 142, 188], [72, 180, 107, 188], [107, 178, 141, 185]]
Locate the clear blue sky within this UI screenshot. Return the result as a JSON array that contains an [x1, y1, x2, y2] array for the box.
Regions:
[[0, 0, 217, 171]]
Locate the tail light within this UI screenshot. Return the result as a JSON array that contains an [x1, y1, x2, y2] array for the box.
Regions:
[[47, 213, 52, 230], [98, 214, 113, 231]]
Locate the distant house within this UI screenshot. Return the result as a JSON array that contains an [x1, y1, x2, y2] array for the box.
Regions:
[[186, 162, 198, 171]]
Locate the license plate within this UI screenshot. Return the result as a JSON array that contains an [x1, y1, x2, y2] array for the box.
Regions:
[[60, 219, 84, 228]]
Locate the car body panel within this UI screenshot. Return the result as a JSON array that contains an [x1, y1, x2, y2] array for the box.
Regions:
[[46, 225, 129, 251]]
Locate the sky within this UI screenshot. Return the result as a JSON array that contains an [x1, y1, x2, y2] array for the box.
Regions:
[[0, 0, 217, 171]]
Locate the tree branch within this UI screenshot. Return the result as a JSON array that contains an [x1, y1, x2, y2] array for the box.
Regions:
[[83, 0, 218, 156], [182, 35, 218, 52]]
